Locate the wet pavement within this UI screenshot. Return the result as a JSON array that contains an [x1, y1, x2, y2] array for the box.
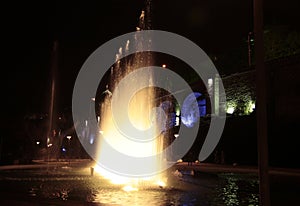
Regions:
[[0, 160, 299, 205]]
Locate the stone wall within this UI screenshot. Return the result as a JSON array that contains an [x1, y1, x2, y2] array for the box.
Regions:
[[221, 54, 300, 119]]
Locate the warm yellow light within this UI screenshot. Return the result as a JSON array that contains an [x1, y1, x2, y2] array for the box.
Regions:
[[93, 164, 131, 185], [93, 164, 167, 190], [96, 39, 167, 190], [156, 180, 166, 188], [122, 185, 138, 192]]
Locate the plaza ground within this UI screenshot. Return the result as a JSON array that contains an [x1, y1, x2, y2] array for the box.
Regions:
[[1, 159, 299, 205]]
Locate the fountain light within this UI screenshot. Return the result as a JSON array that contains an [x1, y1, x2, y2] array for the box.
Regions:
[[156, 180, 166, 188], [122, 185, 138, 192], [95, 5, 167, 189], [93, 164, 131, 185], [93, 164, 167, 190]]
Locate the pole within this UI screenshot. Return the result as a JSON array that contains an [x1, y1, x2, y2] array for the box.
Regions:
[[46, 41, 58, 162], [248, 32, 253, 67], [68, 139, 70, 165], [67, 136, 72, 165], [47, 144, 49, 174], [0, 137, 2, 162], [253, 0, 271, 205]]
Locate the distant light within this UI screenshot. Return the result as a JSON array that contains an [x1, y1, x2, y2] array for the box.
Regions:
[[175, 108, 180, 116], [162, 64, 167, 68], [245, 100, 256, 114], [58, 116, 62, 120], [227, 107, 235, 114], [125, 40, 130, 51], [62, 148, 66, 152], [250, 102, 255, 111], [66, 135, 72, 140], [181, 92, 202, 128], [208, 78, 213, 86], [47, 143, 52, 147], [177, 159, 183, 163], [175, 117, 180, 126], [36, 141, 40, 145], [85, 120, 88, 126], [89, 135, 94, 144], [91, 97, 95, 101], [97, 116, 100, 122], [174, 134, 179, 138]]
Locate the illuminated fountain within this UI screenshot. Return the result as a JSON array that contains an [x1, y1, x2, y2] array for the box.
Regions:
[[94, 1, 168, 191]]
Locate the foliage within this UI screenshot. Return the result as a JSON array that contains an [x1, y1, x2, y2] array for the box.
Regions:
[[264, 26, 300, 61]]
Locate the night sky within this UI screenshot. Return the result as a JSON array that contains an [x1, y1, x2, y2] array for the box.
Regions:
[[2, 0, 299, 123]]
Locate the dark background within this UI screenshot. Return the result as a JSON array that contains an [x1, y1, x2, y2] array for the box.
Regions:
[[2, 0, 299, 117]]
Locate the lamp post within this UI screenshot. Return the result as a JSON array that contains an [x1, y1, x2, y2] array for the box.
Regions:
[[247, 32, 254, 67], [66, 135, 72, 165]]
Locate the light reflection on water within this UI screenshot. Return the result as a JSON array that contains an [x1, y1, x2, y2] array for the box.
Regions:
[[0, 168, 259, 206], [92, 187, 211, 206], [214, 173, 259, 206], [94, 188, 169, 205]]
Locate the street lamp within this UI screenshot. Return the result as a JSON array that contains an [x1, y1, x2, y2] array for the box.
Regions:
[[67, 136, 72, 140]]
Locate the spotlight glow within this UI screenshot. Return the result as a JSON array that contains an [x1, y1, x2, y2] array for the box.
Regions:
[[226, 106, 235, 114]]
